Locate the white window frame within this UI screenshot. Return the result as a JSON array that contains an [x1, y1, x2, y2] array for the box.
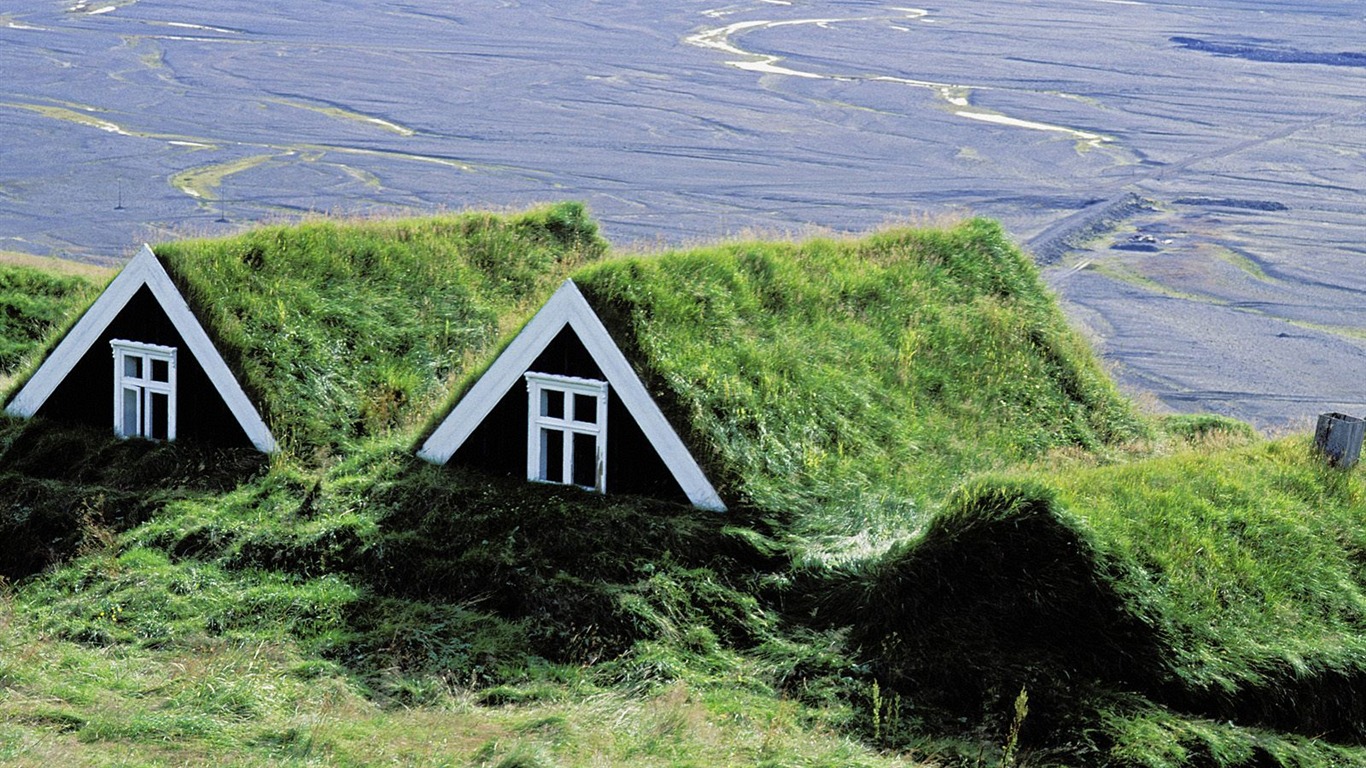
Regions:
[[417, 280, 725, 511], [525, 372, 608, 492], [111, 339, 177, 441]]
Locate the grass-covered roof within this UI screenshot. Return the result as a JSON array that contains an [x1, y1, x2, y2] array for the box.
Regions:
[[7, 207, 1140, 498], [571, 218, 1144, 544], [151, 202, 606, 458], [0, 254, 106, 384], [836, 429, 1366, 761]]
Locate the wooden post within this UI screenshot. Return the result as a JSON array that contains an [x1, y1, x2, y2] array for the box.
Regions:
[[1315, 412, 1364, 469]]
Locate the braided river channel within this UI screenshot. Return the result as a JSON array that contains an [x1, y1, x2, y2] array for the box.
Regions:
[[3, 0, 1365, 426]]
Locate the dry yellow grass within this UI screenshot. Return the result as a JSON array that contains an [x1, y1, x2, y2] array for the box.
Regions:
[[0, 250, 115, 281]]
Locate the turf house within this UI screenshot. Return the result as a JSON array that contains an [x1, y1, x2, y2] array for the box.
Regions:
[[417, 279, 727, 511], [5, 206, 1366, 767], [4, 245, 276, 452], [1, 203, 611, 461], [1, 207, 724, 508]]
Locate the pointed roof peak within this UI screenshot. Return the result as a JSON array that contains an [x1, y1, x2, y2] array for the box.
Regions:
[[4, 243, 276, 452], [419, 283, 725, 511]]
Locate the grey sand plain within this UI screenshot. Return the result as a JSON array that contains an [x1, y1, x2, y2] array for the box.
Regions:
[[2, 0, 1364, 428]]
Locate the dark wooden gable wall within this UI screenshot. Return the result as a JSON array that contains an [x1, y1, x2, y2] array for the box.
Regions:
[[36, 285, 254, 448], [452, 324, 689, 504]]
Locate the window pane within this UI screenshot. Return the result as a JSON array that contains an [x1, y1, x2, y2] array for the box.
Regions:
[[149, 392, 169, 440], [572, 393, 597, 424], [541, 389, 564, 419], [151, 358, 169, 383], [122, 387, 140, 437], [541, 428, 564, 483], [124, 355, 142, 379], [572, 432, 597, 488]]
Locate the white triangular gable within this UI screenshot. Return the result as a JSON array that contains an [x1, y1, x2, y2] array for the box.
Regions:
[[5, 244, 277, 453], [418, 279, 725, 512]]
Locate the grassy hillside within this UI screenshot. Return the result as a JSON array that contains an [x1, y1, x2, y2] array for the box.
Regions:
[[837, 424, 1366, 765], [0, 256, 106, 383], [573, 218, 1144, 560], [1, 210, 1363, 767]]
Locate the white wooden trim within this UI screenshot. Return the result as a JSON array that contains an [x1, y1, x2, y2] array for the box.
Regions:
[[5, 245, 277, 453], [111, 339, 177, 441], [419, 279, 726, 511], [595, 376, 608, 493], [526, 375, 539, 485]]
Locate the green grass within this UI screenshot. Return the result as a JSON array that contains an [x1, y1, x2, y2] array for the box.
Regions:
[[152, 201, 605, 459], [1101, 699, 1366, 768], [1053, 436, 1366, 734], [0, 595, 921, 767], [0, 259, 104, 382], [833, 424, 1366, 763], [574, 218, 1144, 561], [3, 208, 1365, 767]]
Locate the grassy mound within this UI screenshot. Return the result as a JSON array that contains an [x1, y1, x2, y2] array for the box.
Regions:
[[838, 479, 1164, 726], [835, 432, 1366, 763], [574, 218, 1144, 556], [1055, 437, 1366, 741], [154, 202, 605, 457], [0, 259, 104, 380]]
